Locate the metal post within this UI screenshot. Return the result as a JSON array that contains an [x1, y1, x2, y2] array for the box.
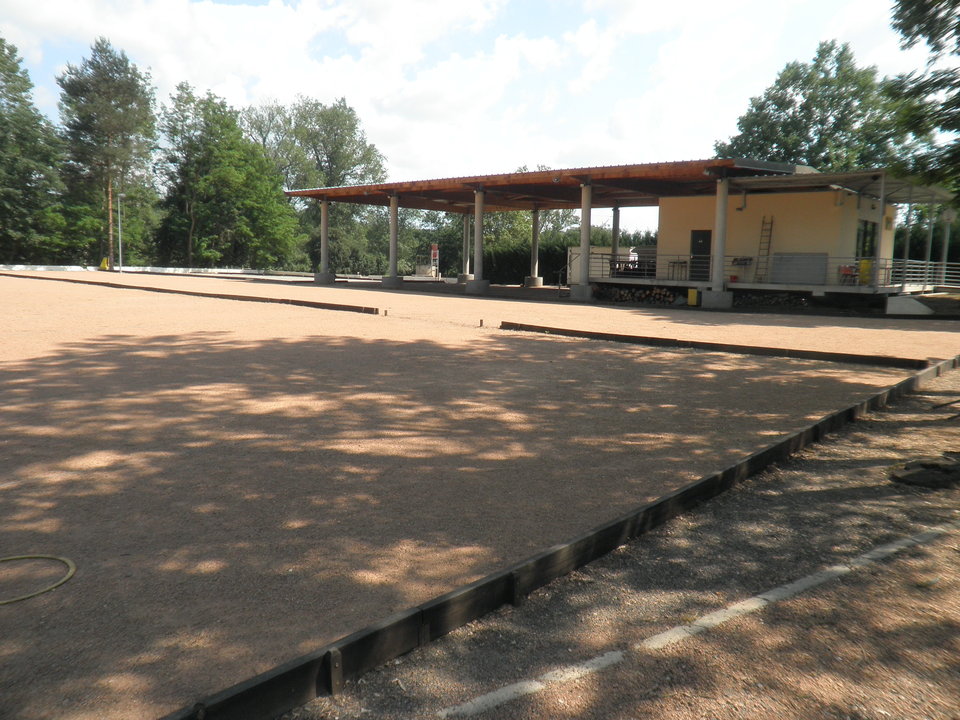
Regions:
[[924, 204, 935, 288], [711, 177, 729, 291]]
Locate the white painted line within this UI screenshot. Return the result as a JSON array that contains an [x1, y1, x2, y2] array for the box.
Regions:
[[437, 652, 623, 718], [436, 520, 960, 718]]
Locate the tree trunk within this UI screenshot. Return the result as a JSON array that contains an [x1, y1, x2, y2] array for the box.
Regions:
[[107, 175, 115, 268]]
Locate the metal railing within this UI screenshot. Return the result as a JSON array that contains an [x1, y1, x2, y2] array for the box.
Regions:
[[582, 252, 713, 283], [578, 252, 960, 289]]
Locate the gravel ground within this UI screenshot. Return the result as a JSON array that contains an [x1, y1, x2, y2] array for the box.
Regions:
[[286, 368, 960, 720]]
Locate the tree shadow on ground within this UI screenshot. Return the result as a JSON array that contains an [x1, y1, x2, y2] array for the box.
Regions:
[[0, 329, 910, 719], [331, 378, 960, 720]]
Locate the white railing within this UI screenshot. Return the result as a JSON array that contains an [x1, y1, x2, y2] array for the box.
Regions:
[[581, 252, 958, 289]]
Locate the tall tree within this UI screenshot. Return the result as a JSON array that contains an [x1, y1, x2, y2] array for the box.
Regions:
[[57, 37, 155, 266], [890, 0, 960, 187], [157, 85, 299, 268], [0, 37, 64, 263], [243, 96, 386, 271], [715, 40, 928, 171]]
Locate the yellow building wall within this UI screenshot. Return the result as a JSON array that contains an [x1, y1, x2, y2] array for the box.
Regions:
[[658, 191, 859, 257], [656, 190, 897, 282]]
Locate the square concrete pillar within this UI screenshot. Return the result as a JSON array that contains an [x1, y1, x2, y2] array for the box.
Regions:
[[465, 279, 490, 295], [570, 284, 593, 301], [701, 290, 733, 309]]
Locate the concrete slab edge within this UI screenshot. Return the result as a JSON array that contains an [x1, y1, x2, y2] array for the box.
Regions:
[[159, 356, 960, 720], [0, 271, 380, 316], [498, 321, 931, 370]]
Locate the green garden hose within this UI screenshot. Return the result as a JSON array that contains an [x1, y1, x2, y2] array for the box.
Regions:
[[0, 555, 76, 605]]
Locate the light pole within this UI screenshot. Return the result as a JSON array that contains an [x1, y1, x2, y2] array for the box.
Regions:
[[117, 192, 125, 273]]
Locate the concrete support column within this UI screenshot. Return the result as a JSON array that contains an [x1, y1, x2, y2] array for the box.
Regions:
[[524, 208, 543, 287], [382, 194, 402, 288], [941, 209, 956, 284], [570, 182, 593, 301], [611, 205, 621, 257], [314, 198, 335, 284], [700, 177, 733, 308], [902, 200, 913, 293], [874, 173, 885, 288], [711, 177, 729, 291], [466, 189, 489, 294], [924, 204, 935, 286], [459, 213, 473, 281]]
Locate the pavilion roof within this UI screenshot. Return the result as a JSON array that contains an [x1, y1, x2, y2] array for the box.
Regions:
[[285, 158, 952, 212]]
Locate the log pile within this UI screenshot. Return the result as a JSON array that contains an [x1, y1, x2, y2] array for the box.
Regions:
[[733, 291, 809, 307], [597, 285, 682, 305]]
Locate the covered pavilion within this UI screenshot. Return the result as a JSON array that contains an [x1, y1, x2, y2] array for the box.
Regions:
[[285, 158, 954, 302]]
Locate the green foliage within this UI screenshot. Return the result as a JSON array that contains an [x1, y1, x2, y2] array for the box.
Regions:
[[0, 37, 66, 263], [890, 0, 960, 188], [243, 96, 387, 272], [156, 85, 300, 268], [715, 40, 929, 171], [57, 38, 156, 265]]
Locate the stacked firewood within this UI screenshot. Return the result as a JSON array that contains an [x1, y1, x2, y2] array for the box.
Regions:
[[599, 285, 680, 304], [733, 291, 809, 307]]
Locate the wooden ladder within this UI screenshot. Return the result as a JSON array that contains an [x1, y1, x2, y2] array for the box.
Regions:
[[755, 216, 774, 282]]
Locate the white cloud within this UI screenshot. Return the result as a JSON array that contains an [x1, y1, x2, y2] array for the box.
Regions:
[[1, 0, 938, 229]]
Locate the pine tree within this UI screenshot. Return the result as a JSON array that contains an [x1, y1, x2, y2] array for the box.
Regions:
[[57, 37, 155, 266], [0, 37, 65, 263]]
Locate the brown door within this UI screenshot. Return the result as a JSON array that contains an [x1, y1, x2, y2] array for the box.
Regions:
[[690, 230, 711, 281]]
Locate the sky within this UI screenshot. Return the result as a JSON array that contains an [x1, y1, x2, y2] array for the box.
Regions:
[[0, 0, 933, 230]]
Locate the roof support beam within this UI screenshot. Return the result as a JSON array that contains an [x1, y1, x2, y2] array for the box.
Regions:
[[465, 189, 490, 295], [315, 198, 334, 284], [461, 213, 472, 278], [711, 177, 729, 291], [525, 208, 542, 287], [571, 182, 593, 301], [382, 194, 402, 288]]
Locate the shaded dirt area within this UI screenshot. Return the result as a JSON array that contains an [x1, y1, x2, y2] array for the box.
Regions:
[[0, 274, 953, 720], [297, 369, 960, 720]]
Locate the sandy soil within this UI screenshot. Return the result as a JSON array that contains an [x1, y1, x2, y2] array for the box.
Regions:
[[294, 369, 960, 720], [0, 272, 956, 720], [5, 270, 960, 362]]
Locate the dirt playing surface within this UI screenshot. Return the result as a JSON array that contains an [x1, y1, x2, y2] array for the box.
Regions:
[[0, 272, 957, 720], [293, 370, 960, 720]]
